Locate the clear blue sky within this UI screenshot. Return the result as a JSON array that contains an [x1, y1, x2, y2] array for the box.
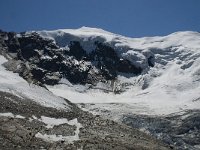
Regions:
[[0, 0, 200, 37]]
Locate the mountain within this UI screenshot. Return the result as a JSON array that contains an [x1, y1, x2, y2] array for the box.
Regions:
[[0, 27, 200, 149]]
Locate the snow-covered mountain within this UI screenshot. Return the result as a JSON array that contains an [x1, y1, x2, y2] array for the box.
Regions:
[[36, 27, 200, 115], [0, 27, 200, 149]]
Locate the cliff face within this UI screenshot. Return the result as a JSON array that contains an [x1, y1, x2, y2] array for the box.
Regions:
[[0, 30, 143, 87]]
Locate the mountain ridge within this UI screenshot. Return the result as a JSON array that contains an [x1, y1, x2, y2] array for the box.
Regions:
[[0, 28, 200, 149]]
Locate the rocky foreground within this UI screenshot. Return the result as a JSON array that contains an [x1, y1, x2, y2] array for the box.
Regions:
[[80, 103, 200, 150], [0, 91, 171, 150]]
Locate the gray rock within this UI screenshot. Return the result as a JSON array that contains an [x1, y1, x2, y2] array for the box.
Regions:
[[0, 91, 170, 150]]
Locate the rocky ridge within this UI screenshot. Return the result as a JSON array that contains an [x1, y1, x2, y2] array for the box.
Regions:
[[0, 30, 146, 93]]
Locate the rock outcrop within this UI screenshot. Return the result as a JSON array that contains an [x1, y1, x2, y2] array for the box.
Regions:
[[0, 30, 144, 88]]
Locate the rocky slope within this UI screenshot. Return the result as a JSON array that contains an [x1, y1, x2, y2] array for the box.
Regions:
[[80, 103, 200, 150], [0, 91, 170, 150]]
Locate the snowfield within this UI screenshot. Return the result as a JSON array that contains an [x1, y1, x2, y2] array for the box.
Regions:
[[0, 55, 70, 110], [37, 27, 200, 115]]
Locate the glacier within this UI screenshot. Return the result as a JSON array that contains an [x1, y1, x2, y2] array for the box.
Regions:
[[34, 27, 200, 115]]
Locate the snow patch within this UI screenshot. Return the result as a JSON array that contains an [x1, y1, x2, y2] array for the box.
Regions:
[[38, 116, 81, 129], [0, 112, 25, 119], [35, 117, 82, 143]]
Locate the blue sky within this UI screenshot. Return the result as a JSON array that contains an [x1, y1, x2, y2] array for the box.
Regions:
[[0, 0, 200, 37]]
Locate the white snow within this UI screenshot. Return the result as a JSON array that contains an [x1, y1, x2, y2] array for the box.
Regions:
[[46, 68, 200, 115], [0, 112, 83, 143], [40, 55, 52, 60], [38, 26, 117, 42], [39, 27, 200, 116], [39, 116, 69, 128], [38, 116, 81, 129], [35, 132, 78, 143], [35, 117, 82, 143], [0, 112, 25, 119], [0, 55, 70, 110], [37, 27, 200, 70]]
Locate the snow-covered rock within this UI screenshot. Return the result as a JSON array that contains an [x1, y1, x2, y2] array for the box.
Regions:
[[36, 27, 200, 115], [0, 55, 69, 110]]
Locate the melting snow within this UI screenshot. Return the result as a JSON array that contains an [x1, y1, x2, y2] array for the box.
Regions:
[[0, 112, 82, 143], [35, 133, 78, 143], [35, 117, 82, 143], [38, 116, 81, 129], [0, 112, 25, 119]]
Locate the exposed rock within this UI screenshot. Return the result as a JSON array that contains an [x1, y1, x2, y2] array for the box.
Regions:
[[31, 67, 47, 81], [2, 59, 23, 73], [118, 59, 142, 74], [42, 72, 61, 85], [68, 41, 87, 60], [0, 91, 170, 150], [90, 42, 142, 80], [0, 30, 145, 89], [147, 56, 155, 67]]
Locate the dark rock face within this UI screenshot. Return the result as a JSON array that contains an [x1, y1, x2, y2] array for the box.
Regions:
[[18, 32, 58, 60], [0, 30, 146, 88], [118, 59, 142, 74], [6, 32, 20, 53], [31, 67, 47, 80], [90, 42, 119, 80], [68, 41, 87, 60], [148, 56, 155, 67], [90, 42, 142, 80]]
